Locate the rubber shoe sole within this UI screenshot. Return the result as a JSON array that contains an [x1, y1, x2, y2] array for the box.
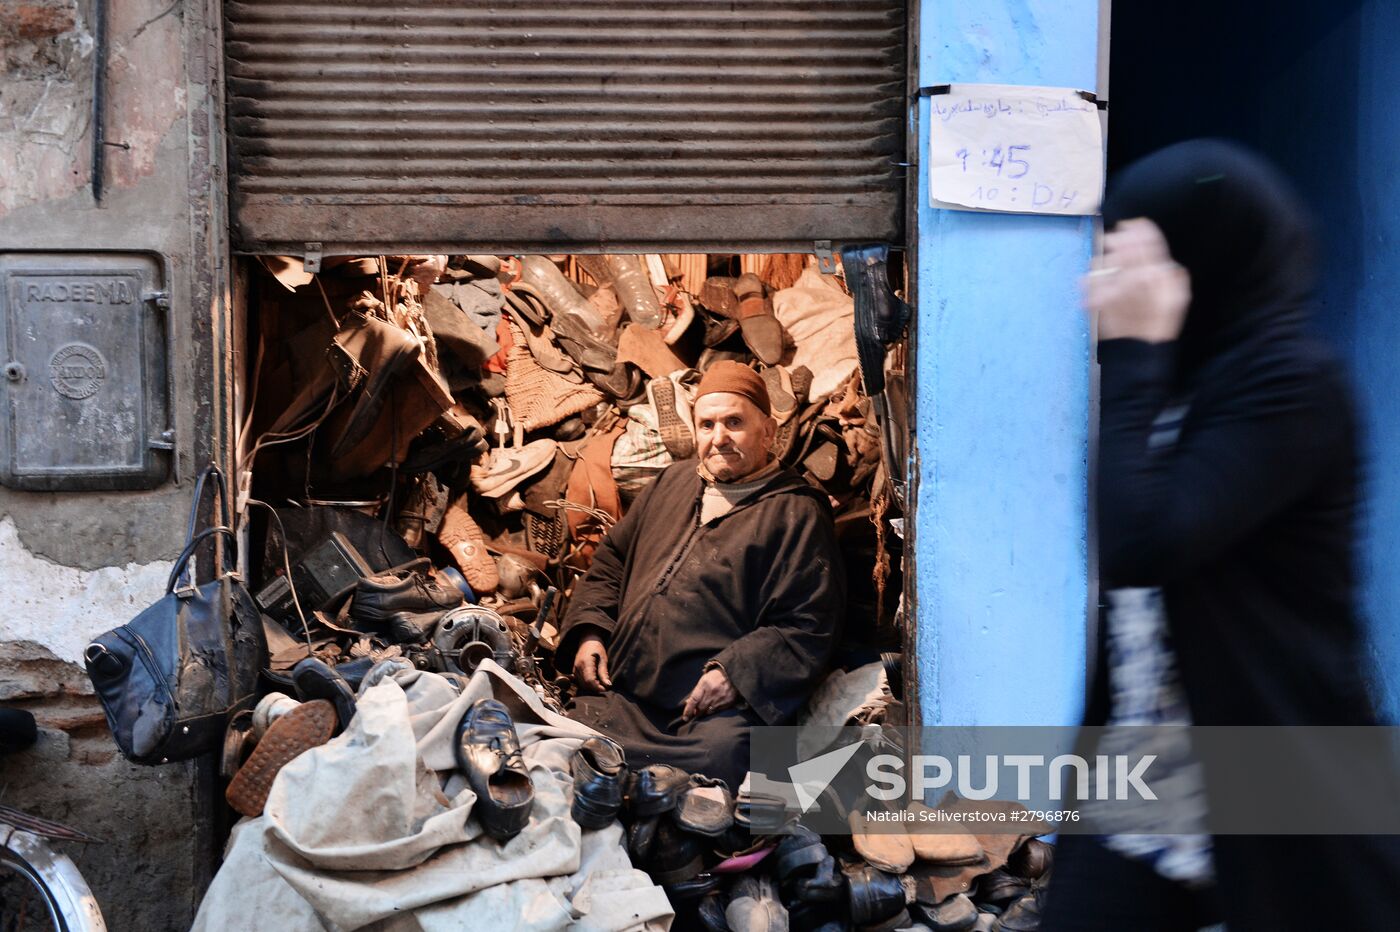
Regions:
[[225, 699, 336, 818]]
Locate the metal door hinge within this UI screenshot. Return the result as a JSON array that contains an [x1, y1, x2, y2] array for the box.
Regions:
[[149, 429, 175, 451], [304, 243, 323, 273], [814, 240, 839, 275]]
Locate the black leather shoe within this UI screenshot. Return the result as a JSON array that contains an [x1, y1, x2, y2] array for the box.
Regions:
[[383, 610, 444, 644], [777, 826, 843, 906], [649, 818, 706, 885], [352, 571, 463, 625], [454, 698, 534, 841], [571, 736, 626, 829], [665, 871, 721, 900], [627, 764, 692, 817], [291, 658, 357, 735], [844, 862, 905, 928], [697, 890, 729, 931], [840, 243, 911, 399], [976, 869, 1030, 906], [993, 887, 1045, 932], [628, 815, 661, 861]]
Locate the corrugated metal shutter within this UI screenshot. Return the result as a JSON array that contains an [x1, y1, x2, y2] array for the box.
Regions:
[[224, 0, 907, 254]]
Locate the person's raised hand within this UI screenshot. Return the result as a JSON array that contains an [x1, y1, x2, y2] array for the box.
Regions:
[[574, 634, 612, 694], [1085, 217, 1191, 344], [681, 667, 738, 721]]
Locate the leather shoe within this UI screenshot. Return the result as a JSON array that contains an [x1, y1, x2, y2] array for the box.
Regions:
[[993, 887, 1045, 931], [849, 809, 916, 873], [844, 862, 905, 928], [665, 872, 721, 900], [697, 890, 730, 931], [329, 313, 421, 457], [648, 817, 706, 885], [454, 698, 534, 841], [571, 735, 626, 829], [381, 610, 444, 644], [975, 869, 1030, 906], [627, 763, 692, 817], [840, 243, 910, 397], [352, 571, 463, 625], [1005, 838, 1052, 881], [919, 893, 977, 932], [291, 658, 357, 735], [864, 908, 912, 932], [674, 775, 734, 837], [776, 827, 843, 906], [628, 815, 661, 861]]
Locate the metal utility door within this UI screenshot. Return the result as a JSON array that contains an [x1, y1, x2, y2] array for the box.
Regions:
[[224, 1, 907, 255]]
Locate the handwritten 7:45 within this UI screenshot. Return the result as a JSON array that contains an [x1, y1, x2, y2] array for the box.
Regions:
[[954, 145, 1031, 179]]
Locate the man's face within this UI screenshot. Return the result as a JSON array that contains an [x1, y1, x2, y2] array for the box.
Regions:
[[693, 392, 776, 482]]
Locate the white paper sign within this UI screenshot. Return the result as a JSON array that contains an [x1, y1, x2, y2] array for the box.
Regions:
[[928, 84, 1104, 215]]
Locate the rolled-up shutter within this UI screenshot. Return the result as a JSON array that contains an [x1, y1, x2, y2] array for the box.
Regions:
[[224, 1, 907, 254]]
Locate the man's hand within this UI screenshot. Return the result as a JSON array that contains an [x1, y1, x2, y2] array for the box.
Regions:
[[574, 634, 612, 694], [1085, 218, 1191, 344], [681, 667, 738, 721]]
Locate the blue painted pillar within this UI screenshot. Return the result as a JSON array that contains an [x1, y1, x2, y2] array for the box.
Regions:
[[913, 3, 1101, 726]]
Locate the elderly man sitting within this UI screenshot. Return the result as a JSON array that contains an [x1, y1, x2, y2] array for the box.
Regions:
[[556, 362, 844, 789]]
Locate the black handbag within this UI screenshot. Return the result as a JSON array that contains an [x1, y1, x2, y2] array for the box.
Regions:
[[84, 465, 266, 765]]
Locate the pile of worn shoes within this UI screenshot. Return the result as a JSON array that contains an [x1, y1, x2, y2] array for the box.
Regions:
[[243, 249, 904, 711], [223, 659, 543, 844], [663, 793, 1053, 932], [557, 726, 1053, 932]]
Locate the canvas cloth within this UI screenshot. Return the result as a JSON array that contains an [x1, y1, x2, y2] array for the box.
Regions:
[[192, 661, 672, 932], [771, 266, 859, 404]]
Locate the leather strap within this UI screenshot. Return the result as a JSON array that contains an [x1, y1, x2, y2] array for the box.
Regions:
[[180, 464, 236, 584], [736, 294, 769, 320], [166, 526, 236, 595], [564, 425, 624, 570]]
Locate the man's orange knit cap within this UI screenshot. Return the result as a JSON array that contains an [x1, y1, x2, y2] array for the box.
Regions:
[[693, 361, 771, 416]]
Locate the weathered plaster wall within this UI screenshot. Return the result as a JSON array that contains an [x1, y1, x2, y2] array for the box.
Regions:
[[915, 1, 1097, 726], [0, 0, 227, 928]]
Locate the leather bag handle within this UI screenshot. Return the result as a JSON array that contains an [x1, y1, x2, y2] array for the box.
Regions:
[[184, 465, 233, 548], [167, 526, 236, 597], [180, 465, 236, 584]]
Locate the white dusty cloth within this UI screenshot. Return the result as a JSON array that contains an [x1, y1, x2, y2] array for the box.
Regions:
[[192, 661, 672, 931], [771, 266, 859, 405], [795, 662, 889, 760]]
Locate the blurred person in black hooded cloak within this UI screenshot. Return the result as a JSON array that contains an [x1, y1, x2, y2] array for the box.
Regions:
[[1041, 140, 1400, 931]]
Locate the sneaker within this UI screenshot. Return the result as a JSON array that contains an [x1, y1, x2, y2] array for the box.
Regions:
[[470, 439, 558, 498], [225, 699, 336, 818], [438, 494, 499, 593]]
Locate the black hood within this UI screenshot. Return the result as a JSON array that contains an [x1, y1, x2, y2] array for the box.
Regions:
[[1102, 139, 1316, 381]]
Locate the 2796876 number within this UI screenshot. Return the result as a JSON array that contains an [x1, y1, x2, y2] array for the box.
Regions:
[[1012, 809, 1081, 823]]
